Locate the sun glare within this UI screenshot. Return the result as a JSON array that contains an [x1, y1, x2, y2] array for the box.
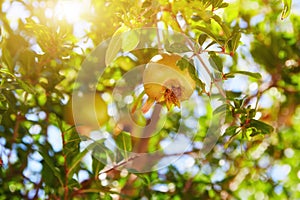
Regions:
[[54, 1, 85, 23]]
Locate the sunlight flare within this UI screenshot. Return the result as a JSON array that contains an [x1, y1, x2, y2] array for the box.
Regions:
[[54, 0, 86, 23]]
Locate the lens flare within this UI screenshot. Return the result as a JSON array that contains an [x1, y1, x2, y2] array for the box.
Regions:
[[54, 0, 86, 23]]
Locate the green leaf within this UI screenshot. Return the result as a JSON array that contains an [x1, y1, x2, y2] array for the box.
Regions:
[[228, 31, 241, 53], [0, 68, 14, 77], [68, 179, 81, 189], [167, 42, 191, 53], [177, 56, 206, 92], [102, 193, 113, 200], [38, 149, 64, 187], [191, 14, 201, 22], [194, 26, 219, 44], [230, 71, 262, 79], [136, 174, 151, 185], [106, 25, 129, 65], [233, 98, 244, 108], [224, 129, 241, 148], [162, 11, 181, 32], [198, 34, 207, 46], [225, 91, 242, 99], [65, 137, 102, 178], [16, 79, 36, 94], [115, 131, 132, 153], [67, 148, 89, 178], [281, 0, 292, 20], [209, 52, 223, 72], [224, 125, 239, 136], [122, 29, 140, 52], [2, 48, 13, 71], [0, 96, 8, 113], [212, 15, 231, 37], [212, 0, 223, 8], [195, 78, 206, 93], [249, 119, 274, 135], [219, 2, 229, 8], [204, 40, 217, 50], [90, 140, 106, 175], [176, 56, 192, 71], [92, 158, 105, 176], [213, 104, 227, 115]]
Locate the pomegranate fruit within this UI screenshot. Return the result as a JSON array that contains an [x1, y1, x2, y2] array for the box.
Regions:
[[142, 53, 196, 113]]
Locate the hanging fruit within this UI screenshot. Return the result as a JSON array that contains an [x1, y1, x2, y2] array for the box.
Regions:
[[141, 53, 196, 113], [64, 92, 109, 136]]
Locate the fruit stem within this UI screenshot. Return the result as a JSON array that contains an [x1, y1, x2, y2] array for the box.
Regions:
[[131, 91, 146, 113], [141, 98, 156, 114]]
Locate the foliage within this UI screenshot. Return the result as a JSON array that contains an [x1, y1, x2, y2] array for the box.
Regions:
[[0, 0, 299, 199]]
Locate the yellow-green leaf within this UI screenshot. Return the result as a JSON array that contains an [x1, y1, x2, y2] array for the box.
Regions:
[[122, 29, 140, 52], [115, 131, 132, 153], [281, 0, 292, 20], [105, 25, 130, 66]]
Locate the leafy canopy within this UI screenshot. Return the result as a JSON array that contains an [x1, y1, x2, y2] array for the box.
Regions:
[[0, 0, 299, 199]]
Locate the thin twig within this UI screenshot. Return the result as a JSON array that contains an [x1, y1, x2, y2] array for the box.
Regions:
[[99, 149, 202, 175], [167, 10, 227, 99], [61, 130, 69, 200], [99, 154, 140, 174], [12, 112, 22, 143]]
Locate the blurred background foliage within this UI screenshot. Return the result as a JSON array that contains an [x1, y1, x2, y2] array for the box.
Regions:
[[0, 0, 299, 199]]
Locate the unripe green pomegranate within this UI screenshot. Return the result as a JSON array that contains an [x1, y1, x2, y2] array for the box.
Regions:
[[64, 92, 109, 136]]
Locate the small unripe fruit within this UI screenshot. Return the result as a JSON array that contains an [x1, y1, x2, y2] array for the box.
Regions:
[[64, 92, 109, 135]]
